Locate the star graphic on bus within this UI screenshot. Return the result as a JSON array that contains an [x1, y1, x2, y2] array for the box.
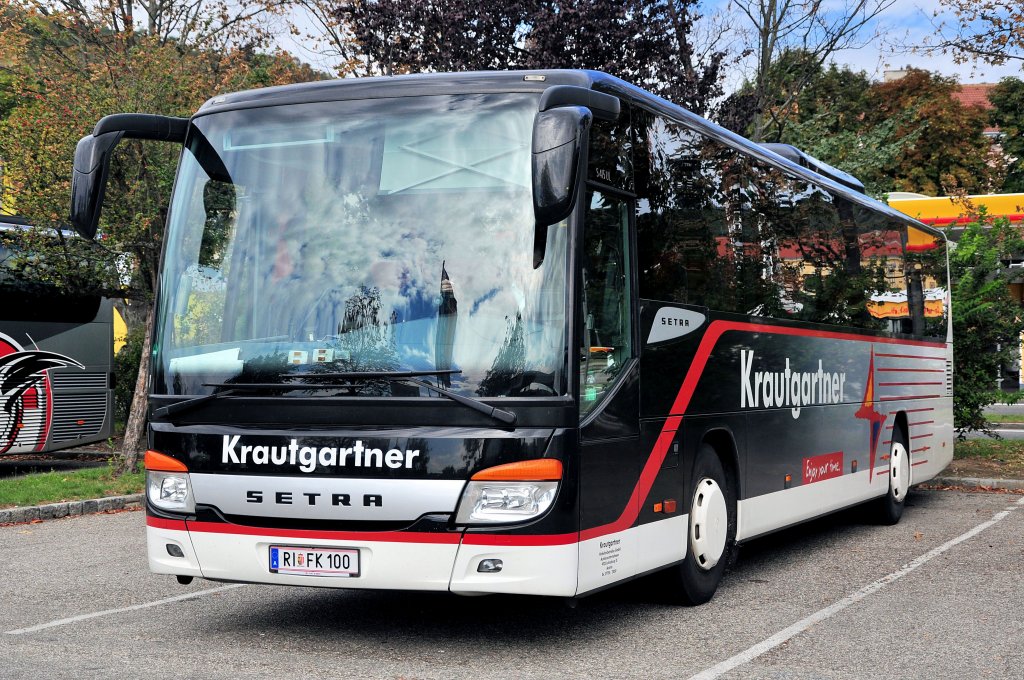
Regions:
[[854, 348, 886, 482]]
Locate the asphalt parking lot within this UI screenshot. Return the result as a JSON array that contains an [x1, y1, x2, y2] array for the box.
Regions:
[[2, 489, 1022, 679]]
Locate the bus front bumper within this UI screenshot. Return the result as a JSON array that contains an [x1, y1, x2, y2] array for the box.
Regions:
[[146, 518, 579, 596]]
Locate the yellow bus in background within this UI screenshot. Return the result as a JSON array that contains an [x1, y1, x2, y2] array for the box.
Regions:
[[889, 192, 1024, 390], [888, 192, 1024, 227]]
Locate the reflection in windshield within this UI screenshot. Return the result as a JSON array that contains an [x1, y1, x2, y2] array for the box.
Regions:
[[155, 93, 568, 399]]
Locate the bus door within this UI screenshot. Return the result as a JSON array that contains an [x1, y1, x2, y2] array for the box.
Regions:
[[576, 189, 642, 592]]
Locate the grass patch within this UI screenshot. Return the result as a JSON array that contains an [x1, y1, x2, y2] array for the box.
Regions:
[[983, 414, 1024, 424], [0, 465, 144, 509], [955, 438, 1024, 461], [950, 438, 1024, 478]]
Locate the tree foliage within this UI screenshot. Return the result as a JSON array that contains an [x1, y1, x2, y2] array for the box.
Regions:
[[946, 212, 1024, 434], [864, 69, 996, 196], [930, 0, 1024, 65], [0, 0, 322, 471], [727, 0, 895, 141], [334, 0, 729, 116], [758, 64, 996, 198], [989, 76, 1024, 193]]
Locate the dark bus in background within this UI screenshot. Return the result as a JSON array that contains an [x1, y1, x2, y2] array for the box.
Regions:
[[0, 217, 115, 454], [69, 70, 952, 605]]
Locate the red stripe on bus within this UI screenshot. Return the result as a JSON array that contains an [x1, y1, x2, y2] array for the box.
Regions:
[[462, 532, 579, 547], [148, 516, 578, 547], [920, 214, 1024, 226], [877, 368, 944, 373], [147, 517, 188, 531], [912, 447, 931, 453], [874, 353, 944, 360], [878, 382, 943, 387], [875, 467, 890, 476], [879, 395, 941, 401], [183, 520, 463, 544], [911, 460, 929, 466], [910, 420, 935, 426], [913, 433, 934, 439], [906, 407, 935, 413], [578, 321, 943, 541]]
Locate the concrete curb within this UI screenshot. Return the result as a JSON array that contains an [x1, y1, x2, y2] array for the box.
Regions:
[[928, 476, 1024, 491], [0, 494, 143, 525]]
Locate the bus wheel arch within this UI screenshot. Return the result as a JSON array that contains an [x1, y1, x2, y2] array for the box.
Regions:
[[665, 432, 738, 605], [875, 413, 910, 525], [701, 429, 741, 504]]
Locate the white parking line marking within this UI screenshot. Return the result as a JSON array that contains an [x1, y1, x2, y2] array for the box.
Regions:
[[4, 584, 246, 635], [689, 495, 1024, 680]]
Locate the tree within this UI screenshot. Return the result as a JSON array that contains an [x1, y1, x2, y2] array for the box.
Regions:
[[724, 49, 874, 141], [945, 211, 1024, 434], [333, 0, 729, 117], [729, 0, 896, 142], [0, 1, 321, 472], [989, 77, 1024, 193], [929, 0, 1024, 66], [863, 69, 995, 196]]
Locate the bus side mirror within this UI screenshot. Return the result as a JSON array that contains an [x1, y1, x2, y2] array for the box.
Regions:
[[532, 106, 592, 268], [70, 113, 189, 239], [70, 131, 124, 240]]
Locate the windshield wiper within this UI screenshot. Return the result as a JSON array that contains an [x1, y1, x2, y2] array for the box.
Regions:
[[298, 370, 517, 426], [152, 382, 361, 419], [153, 385, 248, 419], [156, 371, 517, 426]]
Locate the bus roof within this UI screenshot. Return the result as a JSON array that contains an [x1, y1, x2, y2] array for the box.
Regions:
[[194, 69, 943, 244]]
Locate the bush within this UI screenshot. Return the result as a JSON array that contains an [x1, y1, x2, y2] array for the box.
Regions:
[[113, 320, 145, 430], [949, 215, 1024, 434]]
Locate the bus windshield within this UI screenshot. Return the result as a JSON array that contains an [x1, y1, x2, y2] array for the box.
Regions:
[[154, 93, 569, 398]]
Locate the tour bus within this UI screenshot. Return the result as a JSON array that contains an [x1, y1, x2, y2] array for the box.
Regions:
[[69, 70, 952, 605], [0, 218, 115, 454]]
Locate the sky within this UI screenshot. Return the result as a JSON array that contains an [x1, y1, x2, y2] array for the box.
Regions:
[[280, 1, 1023, 86], [712, 0, 1023, 85]]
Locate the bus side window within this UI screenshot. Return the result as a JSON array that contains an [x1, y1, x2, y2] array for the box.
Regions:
[[580, 191, 633, 415]]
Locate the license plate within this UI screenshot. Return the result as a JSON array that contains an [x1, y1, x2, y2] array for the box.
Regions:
[[269, 545, 360, 577]]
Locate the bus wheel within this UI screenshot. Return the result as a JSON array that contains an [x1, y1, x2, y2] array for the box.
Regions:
[[666, 443, 736, 606], [876, 428, 910, 525]]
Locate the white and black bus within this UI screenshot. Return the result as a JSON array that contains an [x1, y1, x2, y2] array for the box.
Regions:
[[70, 70, 952, 604]]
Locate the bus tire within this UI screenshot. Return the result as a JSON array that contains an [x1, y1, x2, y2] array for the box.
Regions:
[[666, 443, 736, 606], [875, 426, 910, 525]]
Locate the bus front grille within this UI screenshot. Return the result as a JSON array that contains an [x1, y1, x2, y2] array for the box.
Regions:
[[50, 393, 108, 442]]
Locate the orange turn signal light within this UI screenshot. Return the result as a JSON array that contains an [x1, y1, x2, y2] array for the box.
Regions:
[[471, 458, 563, 481], [144, 450, 188, 472]]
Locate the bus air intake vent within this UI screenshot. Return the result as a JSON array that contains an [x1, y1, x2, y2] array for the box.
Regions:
[[50, 393, 107, 441], [51, 371, 109, 391]]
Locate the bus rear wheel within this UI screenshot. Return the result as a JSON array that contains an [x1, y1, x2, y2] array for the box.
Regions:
[[875, 428, 910, 525], [666, 443, 736, 606]]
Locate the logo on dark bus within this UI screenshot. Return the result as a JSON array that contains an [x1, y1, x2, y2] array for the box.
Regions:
[[0, 333, 82, 454]]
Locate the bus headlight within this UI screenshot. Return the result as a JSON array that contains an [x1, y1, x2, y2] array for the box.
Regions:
[[455, 458, 563, 524], [147, 471, 195, 513], [144, 450, 194, 514], [455, 481, 558, 524]]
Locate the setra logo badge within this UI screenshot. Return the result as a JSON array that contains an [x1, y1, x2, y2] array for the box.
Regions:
[[646, 307, 706, 344]]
